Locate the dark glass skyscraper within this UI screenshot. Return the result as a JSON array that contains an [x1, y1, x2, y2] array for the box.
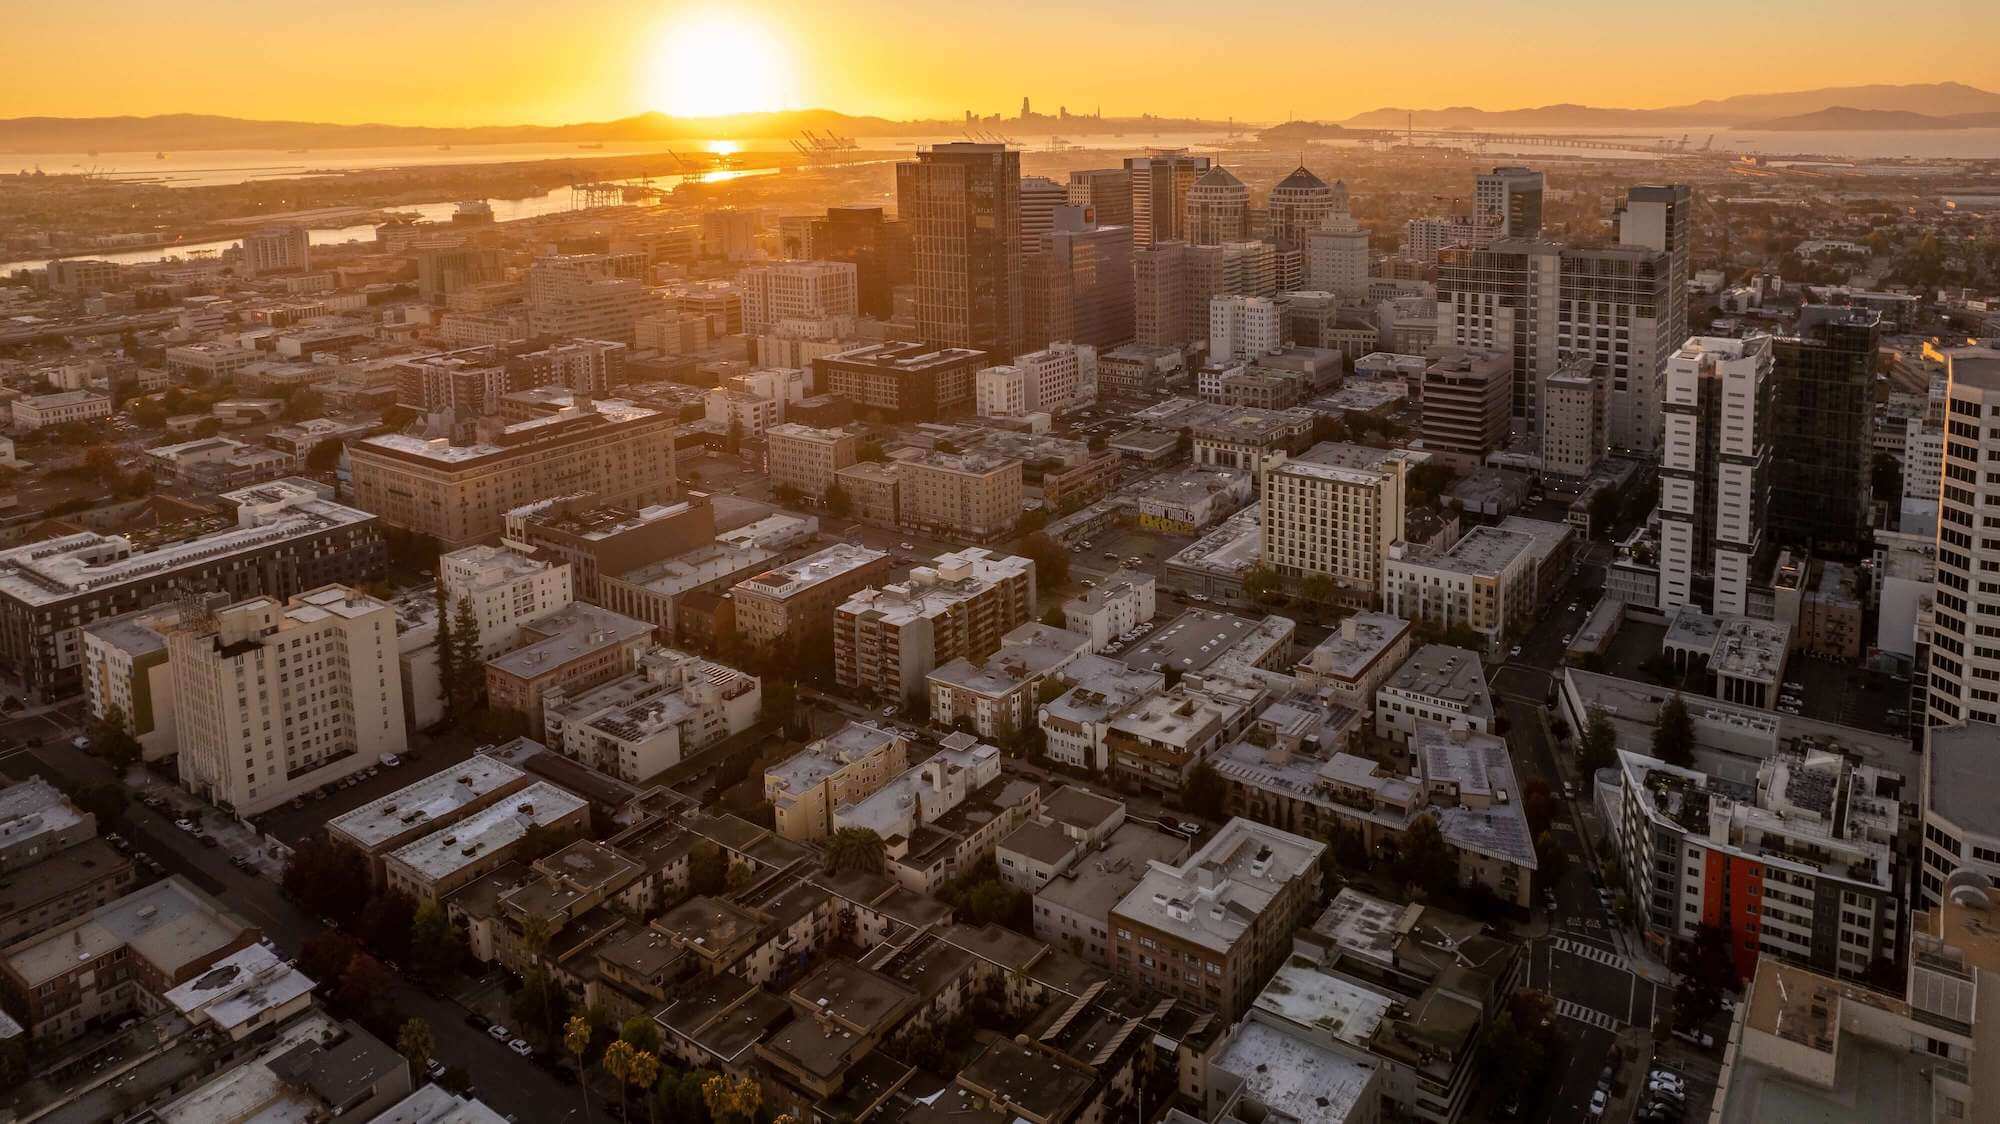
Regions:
[[896, 143, 1022, 360], [1770, 306, 1883, 557]]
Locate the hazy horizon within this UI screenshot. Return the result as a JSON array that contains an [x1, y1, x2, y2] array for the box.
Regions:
[[4, 1, 1999, 127]]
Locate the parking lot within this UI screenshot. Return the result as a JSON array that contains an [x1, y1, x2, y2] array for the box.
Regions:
[[253, 734, 485, 845]]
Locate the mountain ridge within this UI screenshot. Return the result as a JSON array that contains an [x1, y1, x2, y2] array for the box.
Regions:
[[1339, 82, 2000, 129]]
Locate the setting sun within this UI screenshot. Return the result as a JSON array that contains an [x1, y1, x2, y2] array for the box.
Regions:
[[647, 12, 791, 119]]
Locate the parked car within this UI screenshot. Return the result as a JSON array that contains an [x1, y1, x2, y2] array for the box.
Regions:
[[1588, 1089, 1607, 1117], [381, 754, 402, 767], [174, 818, 197, 832], [487, 1024, 511, 1041], [508, 1039, 534, 1057]]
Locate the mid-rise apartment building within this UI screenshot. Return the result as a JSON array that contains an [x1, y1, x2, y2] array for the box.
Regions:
[[165, 585, 406, 816], [1381, 527, 1538, 654], [1108, 817, 1325, 1020], [895, 448, 1024, 541], [0, 478, 382, 697], [1210, 296, 1281, 363], [540, 647, 761, 782], [1419, 349, 1511, 466], [766, 422, 858, 501], [239, 226, 309, 275], [834, 548, 1036, 703], [764, 721, 913, 842], [1539, 355, 1606, 477], [1612, 746, 1898, 982], [1474, 166, 1544, 238], [731, 543, 892, 650], [737, 260, 859, 335], [348, 398, 677, 549], [503, 492, 712, 603], [437, 544, 574, 659], [526, 252, 654, 341], [813, 341, 986, 422], [1260, 442, 1409, 600]]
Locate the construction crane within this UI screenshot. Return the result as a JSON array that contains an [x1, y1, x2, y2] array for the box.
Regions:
[[1701, 134, 1715, 152]]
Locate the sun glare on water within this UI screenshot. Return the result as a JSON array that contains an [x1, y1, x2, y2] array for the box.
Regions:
[[648, 13, 791, 119]]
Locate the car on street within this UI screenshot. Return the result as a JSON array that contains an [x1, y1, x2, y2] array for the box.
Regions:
[[174, 818, 196, 832], [1589, 1089, 1607, 1117], [900, 542, 914, 551], [508, 1039, 534, 1057], [1509, 645, 1522, 658], [426, 1059, 446, 1079], [487, 1024, 511, 1041]]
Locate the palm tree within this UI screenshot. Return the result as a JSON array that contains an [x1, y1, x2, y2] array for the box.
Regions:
[[822, 827, 886, 875], [625, 1048, 661, 1124], [602, 1040, 636, 1123], [519, 913, 555, 1040], [565, 1014, 594, 1123], [396, 1017, 434, 1077]]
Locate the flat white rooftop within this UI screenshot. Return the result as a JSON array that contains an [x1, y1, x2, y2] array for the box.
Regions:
[[328, 757, 528, 850]]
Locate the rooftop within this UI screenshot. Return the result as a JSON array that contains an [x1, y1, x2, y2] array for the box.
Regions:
[[327, 757, 528, 849], [0, 776, 83, 852], [8, 876, 247, 988], [1112, 817, 1325, 954], [386, 782, 588, 882], [487, 603, 651, 679], [1211, 1018, 1375, 1124], [357, 399, 661, 465], [366, 1086, 510, 1124], [1392, 525, 1535, 578], [1296, 612, 1411, 683], [766, 721, 902, 798], [1380, 645, 1493, 718], [1118, 608, 1265, 676], [737, 543, 888, 601]]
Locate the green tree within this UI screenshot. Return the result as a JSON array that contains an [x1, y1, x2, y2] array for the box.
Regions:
[[1017, 532, 1070, 587], [760, 677, 802, 737], [512, 966, 571, 1045], [90, 704, 142, 768], [824, 482, 852, 517], [857, 438, 886, 463], [283, 837, 371, 926], [357, 891, 415, 964], [1182, 761, 1227, 821], [446, 595, 484, 715], [603, 1040, 638, 1123], [625, 1049, 662, 1124], [702, 1072, 763, 1124], [1579, 705, 1619, 774], [1395, 814, 1459, 898], [619, 1016, 662, 1056], [1016, 507, 1049, 534], [1297, 574, 1336, 622], [410, 900, 461, 983], [1243, 563, 1284, 606], [823, 827, 886, 875], [306, 438, 345, 472], [1040, 605, 1067, 629], [433, 583, 458, 724], [336, 952, 393, 1024], [397, 1017, 436, 1076], [771, 482, 803, 508], [1477, 989, 1561, 1112], [1653, 693, 1696, 767], [689, 841, 728, 896]]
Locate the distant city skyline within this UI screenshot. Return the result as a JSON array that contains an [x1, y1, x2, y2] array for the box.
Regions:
[[2, 0, 1998, 127]]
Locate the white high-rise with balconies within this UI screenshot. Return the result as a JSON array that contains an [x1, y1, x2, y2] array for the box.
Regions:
[[1926, 348, 2000, 729], [1659, 334, 1774, 617]]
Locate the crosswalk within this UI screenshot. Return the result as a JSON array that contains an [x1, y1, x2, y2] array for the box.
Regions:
[[1554, 936, 1631, 971], [1557, 997, 1621, 1032]]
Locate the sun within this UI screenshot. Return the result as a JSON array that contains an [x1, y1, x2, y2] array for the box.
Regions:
[[647, 13, 792, 118]]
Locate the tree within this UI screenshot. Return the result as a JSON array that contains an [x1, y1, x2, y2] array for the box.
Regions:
[[603, 1040, 638, 1123], [71, 782, 130, 832], [1182, 761, 1227, 821], [626, 1050, 662, 1124], [1395, 814, 1459, 898], [300, 932, 361, 986], [1016, 507, 1049, 534], [702, 1072, 763, 1124], [824, 482, 852, 517], [1242, 563, 1284, 606], [656, 1068, 715, 1124], [1535, 830, 1569, 889], [1407, 462, 1458, 508], [1478, 989, 1561, 1113], [336, 952, 393, 1024], [857, 438, 886, 463], [306, 438, 345, 472], [282, 388, 324, 420], [283, 837, 371, 926], [357, 892, 416, 964], [1297, 574, 1336, 622], [1017, 532, 1069, 587], [434, 583, 459, 724], [1579, 705, 1619, 774], [1040, 605, 1067, 628], [397, 1017, 436, 1076], [771, 483, 803, 508], [689, 841, 728, 896], [1653, 693, 1696, 767], [410, 900, 461, 983], [724, 416, 743, 454], [446, 595, 485, 715], [513, 966, 571, 1045], [823, 827, 886, 875], [619, 1016, 662, 1056], [1588, 488, 1621, 539], [91, 704, 143, 769], [565, 1014, 596, 1123], [1674, 923, 1738, 1029], [760, 677, 802, 737]]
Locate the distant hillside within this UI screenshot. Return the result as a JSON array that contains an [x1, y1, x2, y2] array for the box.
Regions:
[[1340, 82, 2000, 130], [1742, 106, 2000, 131], [1258, 120, 1348, 142]]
